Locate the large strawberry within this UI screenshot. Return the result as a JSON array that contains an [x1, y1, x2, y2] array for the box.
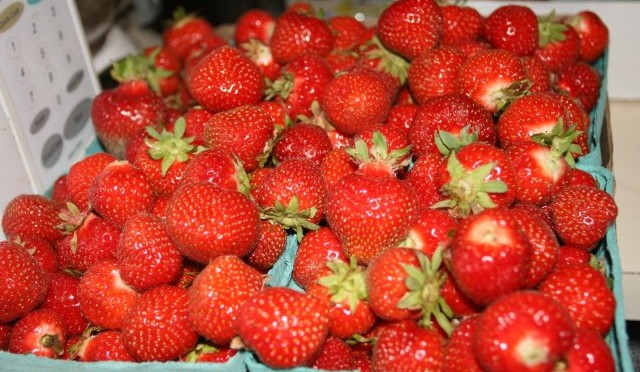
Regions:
[[234, 286, 330, 369], [188, 255, 264, 345], [562, 329, 615, 372], [8, 309, 66, 358], [269, 11, 334, 65], [186, 46, 264, 113], [165, 182, 260, 263], [484, 5, 539, 56], [371, 320, 445, 371], [2, 194, 64, 244], [0, 241, 49, 323], [121, 285, 198, 362], [376, 0, 443, 60]]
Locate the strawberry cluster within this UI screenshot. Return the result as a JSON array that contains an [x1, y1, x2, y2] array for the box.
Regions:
[[0, 1, 619, 371]]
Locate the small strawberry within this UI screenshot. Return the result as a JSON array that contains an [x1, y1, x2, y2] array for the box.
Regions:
[[234, 8, 276, 46], [292, 227, 347, 290], [165, 182, 260, 264], [320, 148, 358, 189], [407, 47, 467, 104], [165, 106, 214, 147], [566, 167, 599, 188], [311, 336, 354, 370], [234, 286, 330, 369], [484, 5, 539, 56], [122, 285, 198, 362], [245, 220, 288, 273], [440, 5, 484, 47], [371, 320, 445, 371], [39, 272, 88, 337], [2, 194, 64, 244], [9, 309, 66, 358], [188, 255, 264, 345], [561, 329, 615, 372], [535, 12, 580, 72], [272, 123, 334, 165], [0, 241, 49, 323], [240, 39, 282, 81], [51, 175, 70, 203], [565, 10, 609, 63], [554, 61, 601, 112], [75, 329, 134, 362], [142, 45, 182, 98], [521, 55, 552, 93], [557, 244, 593, 268], [400, 208, 458, 257], [179, 147, 249, 193], [473, 291, 575, 372], [66, 153, 118, 211], [440, 273, 482, 318], [550, 186, 617, 249], [403, 153, 446, 210], [444, 316, 483, 372], [162, 8, 221, 63], [328, 15, 368, 52], [376, 0, 443, 60], [180, 343, 238, 363], [270, 11, 334, 65]]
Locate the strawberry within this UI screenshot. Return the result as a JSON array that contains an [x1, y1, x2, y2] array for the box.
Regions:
[[376, 0, 443, 60], [521, 55, 552, 93], [550, 92, 591, 157], [440, 274, 482, 318], [272, 123, 334, 165], [188, 255, 264, 345], [320, 68, 393, 136], [566, 167, 599, 188], [2, 194, 64, 244], [142, 45, 182, 98], [444, 316, 483, 372], [401, 208, 458, 257], [165, 182, 260, 263], [409, 93, 495, 158], [320, 148, 358, 189], [407, 47, 467, 104], [535, 12, 580, 72], [254, 158, 328, 238], [117, 213, 183, 291], [550, 186, 617, 249], [66, 153, 117, 211], [0, 241, 49, 323], [565, 10, 609, 63], [484, 5, 539, 56], [122, 285, 198, 362], [204, 104, 276, 172], [234, 8, 275, 46], [9, 309, 66, 358], [384, 103, 418, 137], [325, 50, 359, 75], [234, 286, 330, 369], [186, 46, 264, 113], [554, 61, 601, 112], [265, 53, 334, 119], [88, 161, 156, 228], [539, 264, 615, 335], [77, 329, 135, 362], [51, 175, 70, 203], [311, 336, 354, 370], [179, 147, 249, 194], [292, 227, 347, 290], [328, 16, 367, 52], [561, 329, 615, 372], [403, 153, 445, 210], [39, 272, 88, 337], [557, 244, 593, 269], [165, 106, 214, 147], [371, 320, 445, 371], [269, 11, 334, 65], [0, 324, 11, 350], [456, 48, 529, 114], [473, 291, 575, 372], [440, 5, 484, 47], [162, 8, 221, 63], [357, 36, 410, 88], [245, 220, 288, 273], [240, 39, 282, 81], [449, 208, 530, 305], [78, 260, 138, 330], [180, 343, 238, 363], [13, 236, 58, 273]]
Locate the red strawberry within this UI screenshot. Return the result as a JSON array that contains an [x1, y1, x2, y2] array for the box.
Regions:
[[272, 123, 334, 165], [535, 12, 580, 72], [562, 329, 615, 372], [188, 255, 264, 345], [557, 244, 593, 268], [13, 236, 58, 273], [384, 103, 418, 137], [456, 49, 528, 114], [165, 182, 260, 264], [376, 0, 443, 60], [444, 316, 483, 372], [66, 153, 118, 211], [521, 55, 552, 93], [9, 309, 66, 358], [117, 213, 183, 291], [245, 220, 287, 273], [186, 46, 264, 113], [325, 50, 359, 75], [440, 274, 482, 318], [165, 106, 214, 147], [440, 5, 484, 47], [204, 104, 276, 172], [2, 194, 64, 244], [77, 329, 135, 362], [484, 5, 539, 56], [240, 39, 282, 81], [292, 227, 347, 289], [51, 175, 70, 203], [78, 260, 138, 330], [371, 320, 445, 371], [122, 285, 198, 362], [566, 167, 599, 188], [409, 93, 495, 158], [266, 53, 334, 119], [402, 208, 458, 257], [0, 241, 49, 323], [40, 272, 88, 337], [550, 186, 617, 249], [234, 286, 330, 369], [0, 324, 11, 350], [320, 68, 393, 136], [142, 45, 182, 98], [407, 47, 467, 104], [311, 336, 354, 370], [181, 343, 238, 363], [320, 148, 358, 189], [554, 61, 601, 112], [550, 92, 591, 157], [234, 8, 276, 46], [179, 147, 249, 193], [539, 264, 615, 335], [88, 161, 156, 228], [162, 8, 220, 63], [449, 208, 530, 305], [403, 153, 445, 210], [565, 10, 609, 63], [270, 11, 334, 65], [473, 291, 575, 372]]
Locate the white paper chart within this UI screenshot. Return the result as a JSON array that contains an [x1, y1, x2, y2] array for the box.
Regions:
[[0, 0, 100, 214]]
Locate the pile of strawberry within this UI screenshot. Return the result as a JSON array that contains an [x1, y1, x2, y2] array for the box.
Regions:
[[0, 0, 620, 371]]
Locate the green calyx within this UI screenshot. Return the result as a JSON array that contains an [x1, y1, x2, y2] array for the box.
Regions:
[[363, 36, 409, 85], [538, 11, 568, 48], [435, 125, 479, 157], [432, 152, 508, 217], [183, 343, 221, 363], [233, 156, 252, 196], [56, 202, 87, 234], [145, 117, 204, 177], [493, 79, 532, 114], [396, 247, 453, 336], [259, 196, 320, 242], [110, 49, 174, 95], [265, 71, 294, 101], [317, 256, 368, 312], [344, 131, 411, 176], [531, 117, 583, 167]]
